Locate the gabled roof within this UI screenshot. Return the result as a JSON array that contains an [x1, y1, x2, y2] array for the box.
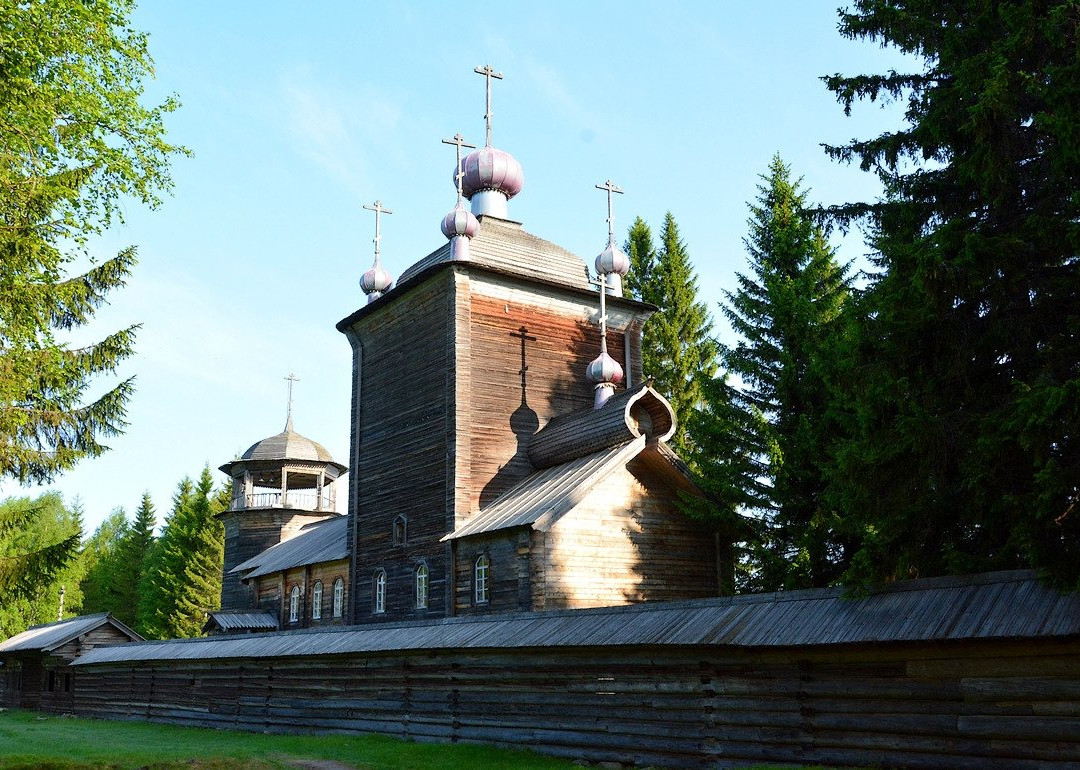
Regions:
[[0, 613, 142, 654], [444, 438, 646, 541], [231, 515, 347, 579], [71, 571, 1080, 666], [204, 612, 279, 633]]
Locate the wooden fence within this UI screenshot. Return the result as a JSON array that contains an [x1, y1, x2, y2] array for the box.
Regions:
[[69, 637, 1080, 768]]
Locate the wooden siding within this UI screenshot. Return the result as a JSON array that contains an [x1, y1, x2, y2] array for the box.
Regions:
[[452, 530, 532, 615], [343, 271, 454, 623], [535, 458, 719, 611], [463, 275, 638, 517], [69, 638, 1080, 768], [219, 509, 333, 611]]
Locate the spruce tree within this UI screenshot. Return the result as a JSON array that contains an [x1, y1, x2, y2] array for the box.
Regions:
[[626, 213, 718, 456], [110, 493, 156, 628], [823, 0, 1080, 588], [138, 469, 223, 639], [721, 156, 849, 590], [0, 0, 184, 483]]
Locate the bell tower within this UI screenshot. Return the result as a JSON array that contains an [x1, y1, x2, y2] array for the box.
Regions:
[[217, 376, 347, 611]]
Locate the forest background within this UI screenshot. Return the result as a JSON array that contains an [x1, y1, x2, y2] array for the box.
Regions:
[[2, 0, 1077, 639]]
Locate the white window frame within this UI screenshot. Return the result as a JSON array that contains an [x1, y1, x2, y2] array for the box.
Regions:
[[332, 577, 344, 618], [288, 584, 300, 623], [474, 554, 489, 605], [312, 580, 323, 620], [373, 569, 386, 614], [415, 563, 428, 610]]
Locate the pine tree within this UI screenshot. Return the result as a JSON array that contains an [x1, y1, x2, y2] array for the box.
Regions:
[[823, 0, 1080, 588], [625, 213, 718, 456], [0, 0, 184, 483], [721, 156, 850, 590]]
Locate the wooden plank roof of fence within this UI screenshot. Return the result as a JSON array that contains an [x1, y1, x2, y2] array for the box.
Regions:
[[0, 613, 141, 654], [231, 516, 347, 579], [72, 571, 1080, 666]]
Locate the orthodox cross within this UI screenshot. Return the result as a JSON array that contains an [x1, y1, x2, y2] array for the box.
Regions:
[[474, 64, 503, 146], [284, 372, 299, 429], [589, 274, 611, 354], [510, 326, 537, 394], [595, 179, 623, 244], [363, 200, 393, 266], [442, 133, 476, 201]]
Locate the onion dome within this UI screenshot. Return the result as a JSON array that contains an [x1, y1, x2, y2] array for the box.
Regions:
[[360, 264, 393, 302], [441, 200, 480, 240], [595, 239, 630, 277], [459, 146, 524, 201], [586, 350, 624, 386]]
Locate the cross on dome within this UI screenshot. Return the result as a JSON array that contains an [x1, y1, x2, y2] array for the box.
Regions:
[[360, 200, 394, 302], [594, 179, 631, 297], [474, 64, 503, 147], [442, 133, 477, 202], [284, 372, 299, 431]]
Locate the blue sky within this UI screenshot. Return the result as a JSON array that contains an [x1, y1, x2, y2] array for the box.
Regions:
[[3, 1, 915, 533]]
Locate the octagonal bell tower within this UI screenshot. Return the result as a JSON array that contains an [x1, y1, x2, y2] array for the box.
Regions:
[[217, 379, 347, 611]]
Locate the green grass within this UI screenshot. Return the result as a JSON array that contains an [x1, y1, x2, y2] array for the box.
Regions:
[[0, 709, 578, 769]]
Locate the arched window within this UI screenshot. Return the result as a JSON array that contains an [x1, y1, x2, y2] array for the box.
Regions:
[[373, 569, 386, 614], [288, 585, 300, 623], [332, 577, 344, 618], [474, 554, 490, 605], [312, 580, 323, 620], [393, 515, 407, 546], [415, 563, 429, 610]]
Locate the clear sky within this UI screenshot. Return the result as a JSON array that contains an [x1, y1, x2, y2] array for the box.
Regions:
[[3, 1, 915, 534]]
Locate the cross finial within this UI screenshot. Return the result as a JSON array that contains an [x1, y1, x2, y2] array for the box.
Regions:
[[284, 373, 299, 431], [589, 274, 611, 353], [363, 200, 393, 266], [442, 133, 476, 201], [474, 65, 503, 147], [595, 180, 624, 244]]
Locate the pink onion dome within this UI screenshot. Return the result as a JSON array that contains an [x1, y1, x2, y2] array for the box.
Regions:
[[360, 264, 393, 296], [441, 200, 480, 240], [595, 239, 630, 276], [457, 146, 524, 200], [586, 350, 624, 385]]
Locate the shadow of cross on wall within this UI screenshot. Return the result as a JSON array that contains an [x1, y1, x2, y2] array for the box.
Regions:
[[480, 326, 540, 508]]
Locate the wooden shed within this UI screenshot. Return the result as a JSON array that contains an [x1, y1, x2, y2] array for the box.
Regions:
[[0, 613, 141, 712]]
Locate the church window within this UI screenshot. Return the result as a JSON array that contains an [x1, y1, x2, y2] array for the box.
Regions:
[[289, 585, 300, 623], [415, 563, 428, 609], [474, 554, 490, 605], [393, 515, 407, 546], [332, 577, 344, 618], [312, 580, 323, 620], [373, 569, 387, 614]]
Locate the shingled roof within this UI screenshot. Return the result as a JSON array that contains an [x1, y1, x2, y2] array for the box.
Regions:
[[231, 515, 347, 579], [72, 571, 1080, 665], [0, 613, 141, 654]]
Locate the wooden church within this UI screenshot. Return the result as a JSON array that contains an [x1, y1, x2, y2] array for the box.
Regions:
[[213, 68, 723, 632]]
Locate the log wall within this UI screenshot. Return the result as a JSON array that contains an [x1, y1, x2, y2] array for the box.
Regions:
[[536, 459, 720, 611], [67, 638, 1080, 769]]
